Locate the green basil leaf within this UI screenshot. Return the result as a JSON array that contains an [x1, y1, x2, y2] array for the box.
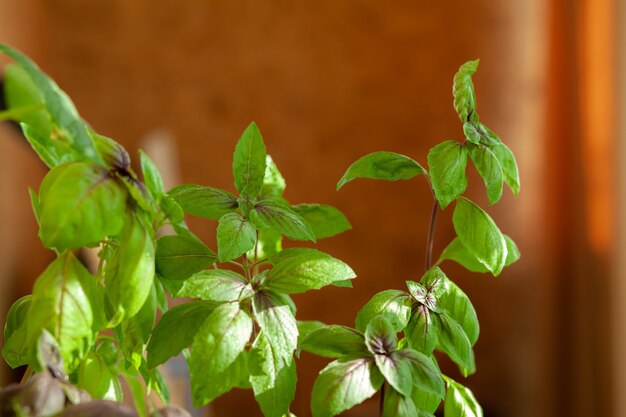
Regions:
[[217, 212, 257, 263], [169, 184, 238, 220], [178, 269, 253, 302], [311, 357, 384, 417], [434, 313, 475, 376], [453, 59, 480, 123], [38, 162, 127, 250], [376, 351, 413, 397], [2, 295, 32, 368], [296, 320, 326, 344], [105, 214, 155, 325], [266, 249, 355, 294], [337, 151, 427, 190], [462, 122, 481, 145], [78, 351, 118, 400], [405, 305, 437, 355], [22, 123, 75, 168], [159, 195, 184, 225], [427, 141, 468, 209], [489, 141, 520, 196], [412, 387, 442, 416], [453, 197, 507, 276], [438, 234, 520, 274], [253, 228, 283, 260], [27, 252, 100, 371], [421, 267, 479, 345], [444, 378, 483, 417], [119, 285, 157, 369], [382, 385, 418, 417], [28, 187, 41, 225], [115, 173, 157, 215], [260, 155, 286, 198], [468, 143, 503, 205], [0, 44, 99, 162], [189, 303, 253, 406], [396, 349, 444, 398], [139, 149, 165, 198], [155, 234, 216, 282], [232, 121, 267, 198], [253, 290, 298, 364], [291, 204, 352, 239], [139, 360, 170, 404], [146, 300, 217, 368], [251, 199, 316, 242], [190, 350, 249, 407], [299, 325, 367, 359], [250, 332, 297, 417], [4, 64, 52, 135], [355, 290, 412, 333], [437, 238, 488, 273], [365, 315, 398, 355]]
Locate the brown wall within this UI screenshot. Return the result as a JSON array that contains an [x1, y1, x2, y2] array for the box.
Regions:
[[0, 1, 569, 416]]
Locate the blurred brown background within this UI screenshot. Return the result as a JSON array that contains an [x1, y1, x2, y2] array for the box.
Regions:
[[0, 1, 623, 416]]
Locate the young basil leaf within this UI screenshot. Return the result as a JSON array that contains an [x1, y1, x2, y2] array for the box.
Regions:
[[252, 290, 298, 364], [381, 385, 419, 417], [427, 141, 468, 209], [433, 313, 475, 376], [216, 212, 257, 263], [2, 295, 32, 368], [468, 143, 503, 205], [405, 305, 437, 355], [0, 44, 100, 162], [146, 300, 217, 368], [489, 141, 520, 196], [115, 173, 157, 215], [453, 197, 507, 276], [251, 199, 316, 242], [453, 59, 480, 123], [178, 269, 253, 302], [26, 252, 100, 371], [159, 195, 184, 225], [405, 281, 437, 312], [119, 285, 157, 370], [355, 290, 412, 333], [4, 64, 52, 136], [311, 357, 384, 417], [395, 349, 444, 398], [91, 132, 131, 171], [365, 315, 398, 355], [299, 325, 367, 359], [78, 351, 118, 400], [337, 151, 427, 190], [250, 332, 297, 417], [291, 204, 352, 239], [189, 303, 253, 406], [260, 155, 286, 198], [139, 359, 170, 404], [155, 234, 216, 282], [421, 267, 479, 346], [22, 123, 76, 168], [139, 149, 165, 199], [38, 162, 127, 251], [265, 248, 355, 294], [444, 378, 483, 417], [438, 235, 520, 274], [169, 184, 239, 220], [365, 317, 413, 397], [233, 122, 267, 198], [105, 214, 155, 325], [463, 122, 481, 145]]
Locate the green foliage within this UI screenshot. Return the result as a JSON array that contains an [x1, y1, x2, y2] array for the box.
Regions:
[[1, 46, 520, 417]]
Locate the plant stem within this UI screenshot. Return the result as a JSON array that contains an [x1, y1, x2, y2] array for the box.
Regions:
[[379, 383, 386, 415], [20, 366, 32, 384], [425, 200, 440, 271]]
